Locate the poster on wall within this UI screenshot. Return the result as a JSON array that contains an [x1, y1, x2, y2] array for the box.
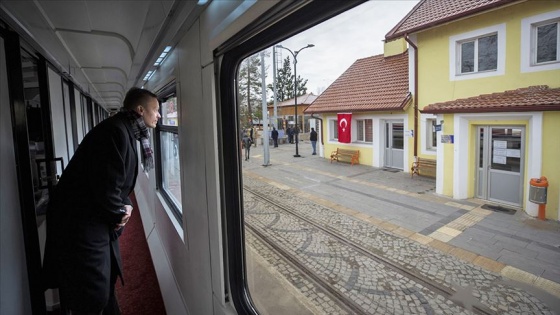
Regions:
[[441, 135, 454, 143], [337, 113, 352, 143]]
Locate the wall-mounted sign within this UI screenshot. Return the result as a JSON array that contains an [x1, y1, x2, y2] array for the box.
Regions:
[[434, 124, 442, 132], [441, 135, 454, 144]]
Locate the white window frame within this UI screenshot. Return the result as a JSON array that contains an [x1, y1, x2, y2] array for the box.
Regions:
[[449, 24, 506, 81], [356, 118, 373, 143], [426, 118, 437, 151], [521, 10, 560, 73], [420, 114, 438, 156], [329, 118, 338, 141]]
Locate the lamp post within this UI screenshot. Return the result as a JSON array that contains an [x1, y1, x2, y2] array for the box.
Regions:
[[275, 44, 314, 157]]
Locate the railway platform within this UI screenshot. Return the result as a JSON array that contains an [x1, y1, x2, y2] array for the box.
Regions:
[[241, 140, 560, 314]]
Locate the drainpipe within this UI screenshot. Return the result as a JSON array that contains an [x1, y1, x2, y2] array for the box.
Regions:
[[404, 34, 418, 158]]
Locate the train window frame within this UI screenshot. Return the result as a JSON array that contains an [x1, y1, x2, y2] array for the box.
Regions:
[[216, 1, 365, 313], [154, 83, 183, 224]]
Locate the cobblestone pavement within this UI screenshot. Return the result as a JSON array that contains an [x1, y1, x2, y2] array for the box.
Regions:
[[243, 176, 556, 315], [241, 143, 560, 314]]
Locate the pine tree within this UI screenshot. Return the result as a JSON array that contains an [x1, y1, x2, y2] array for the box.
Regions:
[[268, 56, 309, 102], [237, 52, 269, 128]]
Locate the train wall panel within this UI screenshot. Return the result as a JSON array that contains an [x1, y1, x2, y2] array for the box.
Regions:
[[176, 17, 216, 315], [134, 170, 156, 240], [147, 212, 190, 315], [0, 36, 33, 315], [201, 59, 227, 308], [134, 148, 191, 314]]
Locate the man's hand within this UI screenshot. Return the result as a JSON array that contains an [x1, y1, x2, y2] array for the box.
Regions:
[[115, 205, 133, 230]]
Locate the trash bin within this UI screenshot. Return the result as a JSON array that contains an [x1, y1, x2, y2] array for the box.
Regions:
[[529, 176, 548, 220]]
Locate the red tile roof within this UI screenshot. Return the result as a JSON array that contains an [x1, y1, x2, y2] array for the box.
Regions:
[[422, 86, 560, 114], [385, 0, 521, 40], [268, 93, 318, 108], [304, 52, 410, 114]]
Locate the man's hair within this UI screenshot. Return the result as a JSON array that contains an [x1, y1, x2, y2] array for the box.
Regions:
[[122, 87, 158, 111]]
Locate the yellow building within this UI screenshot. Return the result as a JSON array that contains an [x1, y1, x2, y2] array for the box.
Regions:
[[305, 51, 412, 168], [384, 0, 560, 219], [307, 0, 560, 220]]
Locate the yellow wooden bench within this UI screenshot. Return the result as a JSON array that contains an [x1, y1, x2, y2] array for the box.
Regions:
[[411, 157, 436, 178], [330, 148, 359, 166]]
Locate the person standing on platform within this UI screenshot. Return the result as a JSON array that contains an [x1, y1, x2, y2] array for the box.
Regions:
[[42, 87, 160, 315], [310, 127, 317, 155], [287, 126, 293, 144], [242, 132, 252, 160], [271, 127, 279, 148], [249, 126, 257, 147]]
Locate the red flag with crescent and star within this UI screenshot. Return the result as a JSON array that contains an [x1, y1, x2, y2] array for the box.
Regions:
[[337, 113, 352, 143]]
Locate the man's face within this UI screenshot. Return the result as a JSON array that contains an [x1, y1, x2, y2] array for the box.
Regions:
[[138, 97, 161, 128]]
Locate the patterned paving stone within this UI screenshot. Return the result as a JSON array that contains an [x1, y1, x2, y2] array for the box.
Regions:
[[243, 176, 556, 314]]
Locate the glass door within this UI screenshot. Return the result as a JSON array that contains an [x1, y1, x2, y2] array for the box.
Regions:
[[384, 120, 404, 169], [477, 126, 524, 206]]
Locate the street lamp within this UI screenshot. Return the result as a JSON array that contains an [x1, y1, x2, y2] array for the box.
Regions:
[[275, 44, 315, 157]]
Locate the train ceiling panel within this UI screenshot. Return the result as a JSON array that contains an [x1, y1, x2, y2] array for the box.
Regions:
[[0, 0, 204, 112]]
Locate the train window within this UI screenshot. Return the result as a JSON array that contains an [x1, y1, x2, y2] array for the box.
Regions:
[[231, 2, 424, 313], [220, 0, 560, 313], [155, 87, 182, 223]]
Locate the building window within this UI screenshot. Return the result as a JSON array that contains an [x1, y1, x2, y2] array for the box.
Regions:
[[459, 34, 497, 73], [449, 24, 505, 80], [426, 118, 437, 151], [330, 119, 338, 140], [535, 21, 559, 64], [356, 119, 372, 142], [155, 86, 182, 223], [521, 10, 560, 73]]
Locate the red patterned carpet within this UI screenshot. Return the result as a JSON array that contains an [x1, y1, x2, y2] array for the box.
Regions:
[[116, 193, 167, 314]]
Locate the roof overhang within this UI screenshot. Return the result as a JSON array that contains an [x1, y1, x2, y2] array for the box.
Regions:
[[422, 86, 560, 114]]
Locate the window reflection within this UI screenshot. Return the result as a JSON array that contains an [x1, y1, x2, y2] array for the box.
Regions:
[[536, 22, 558, 63], [156, 91, 182, 220], [160, 131, 182, 208], [392, 123, 404, 149], [162, 96, 178, 126], [490, 128, 521, 173]]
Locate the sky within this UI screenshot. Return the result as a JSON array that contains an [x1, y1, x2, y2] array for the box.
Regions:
[[263, 0, 420, 96]]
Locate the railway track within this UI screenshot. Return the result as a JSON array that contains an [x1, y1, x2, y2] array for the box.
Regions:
[[244, 186, 496, 315]]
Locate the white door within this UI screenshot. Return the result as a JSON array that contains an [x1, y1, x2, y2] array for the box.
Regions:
[[477, 126, 524, 206], [384, 120, 404, 169]]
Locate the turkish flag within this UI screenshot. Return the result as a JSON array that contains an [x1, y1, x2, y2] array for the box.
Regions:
[[337, 113, 352, 143]]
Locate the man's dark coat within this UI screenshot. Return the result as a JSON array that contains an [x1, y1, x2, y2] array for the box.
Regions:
[[42, 112, 138, 311]]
